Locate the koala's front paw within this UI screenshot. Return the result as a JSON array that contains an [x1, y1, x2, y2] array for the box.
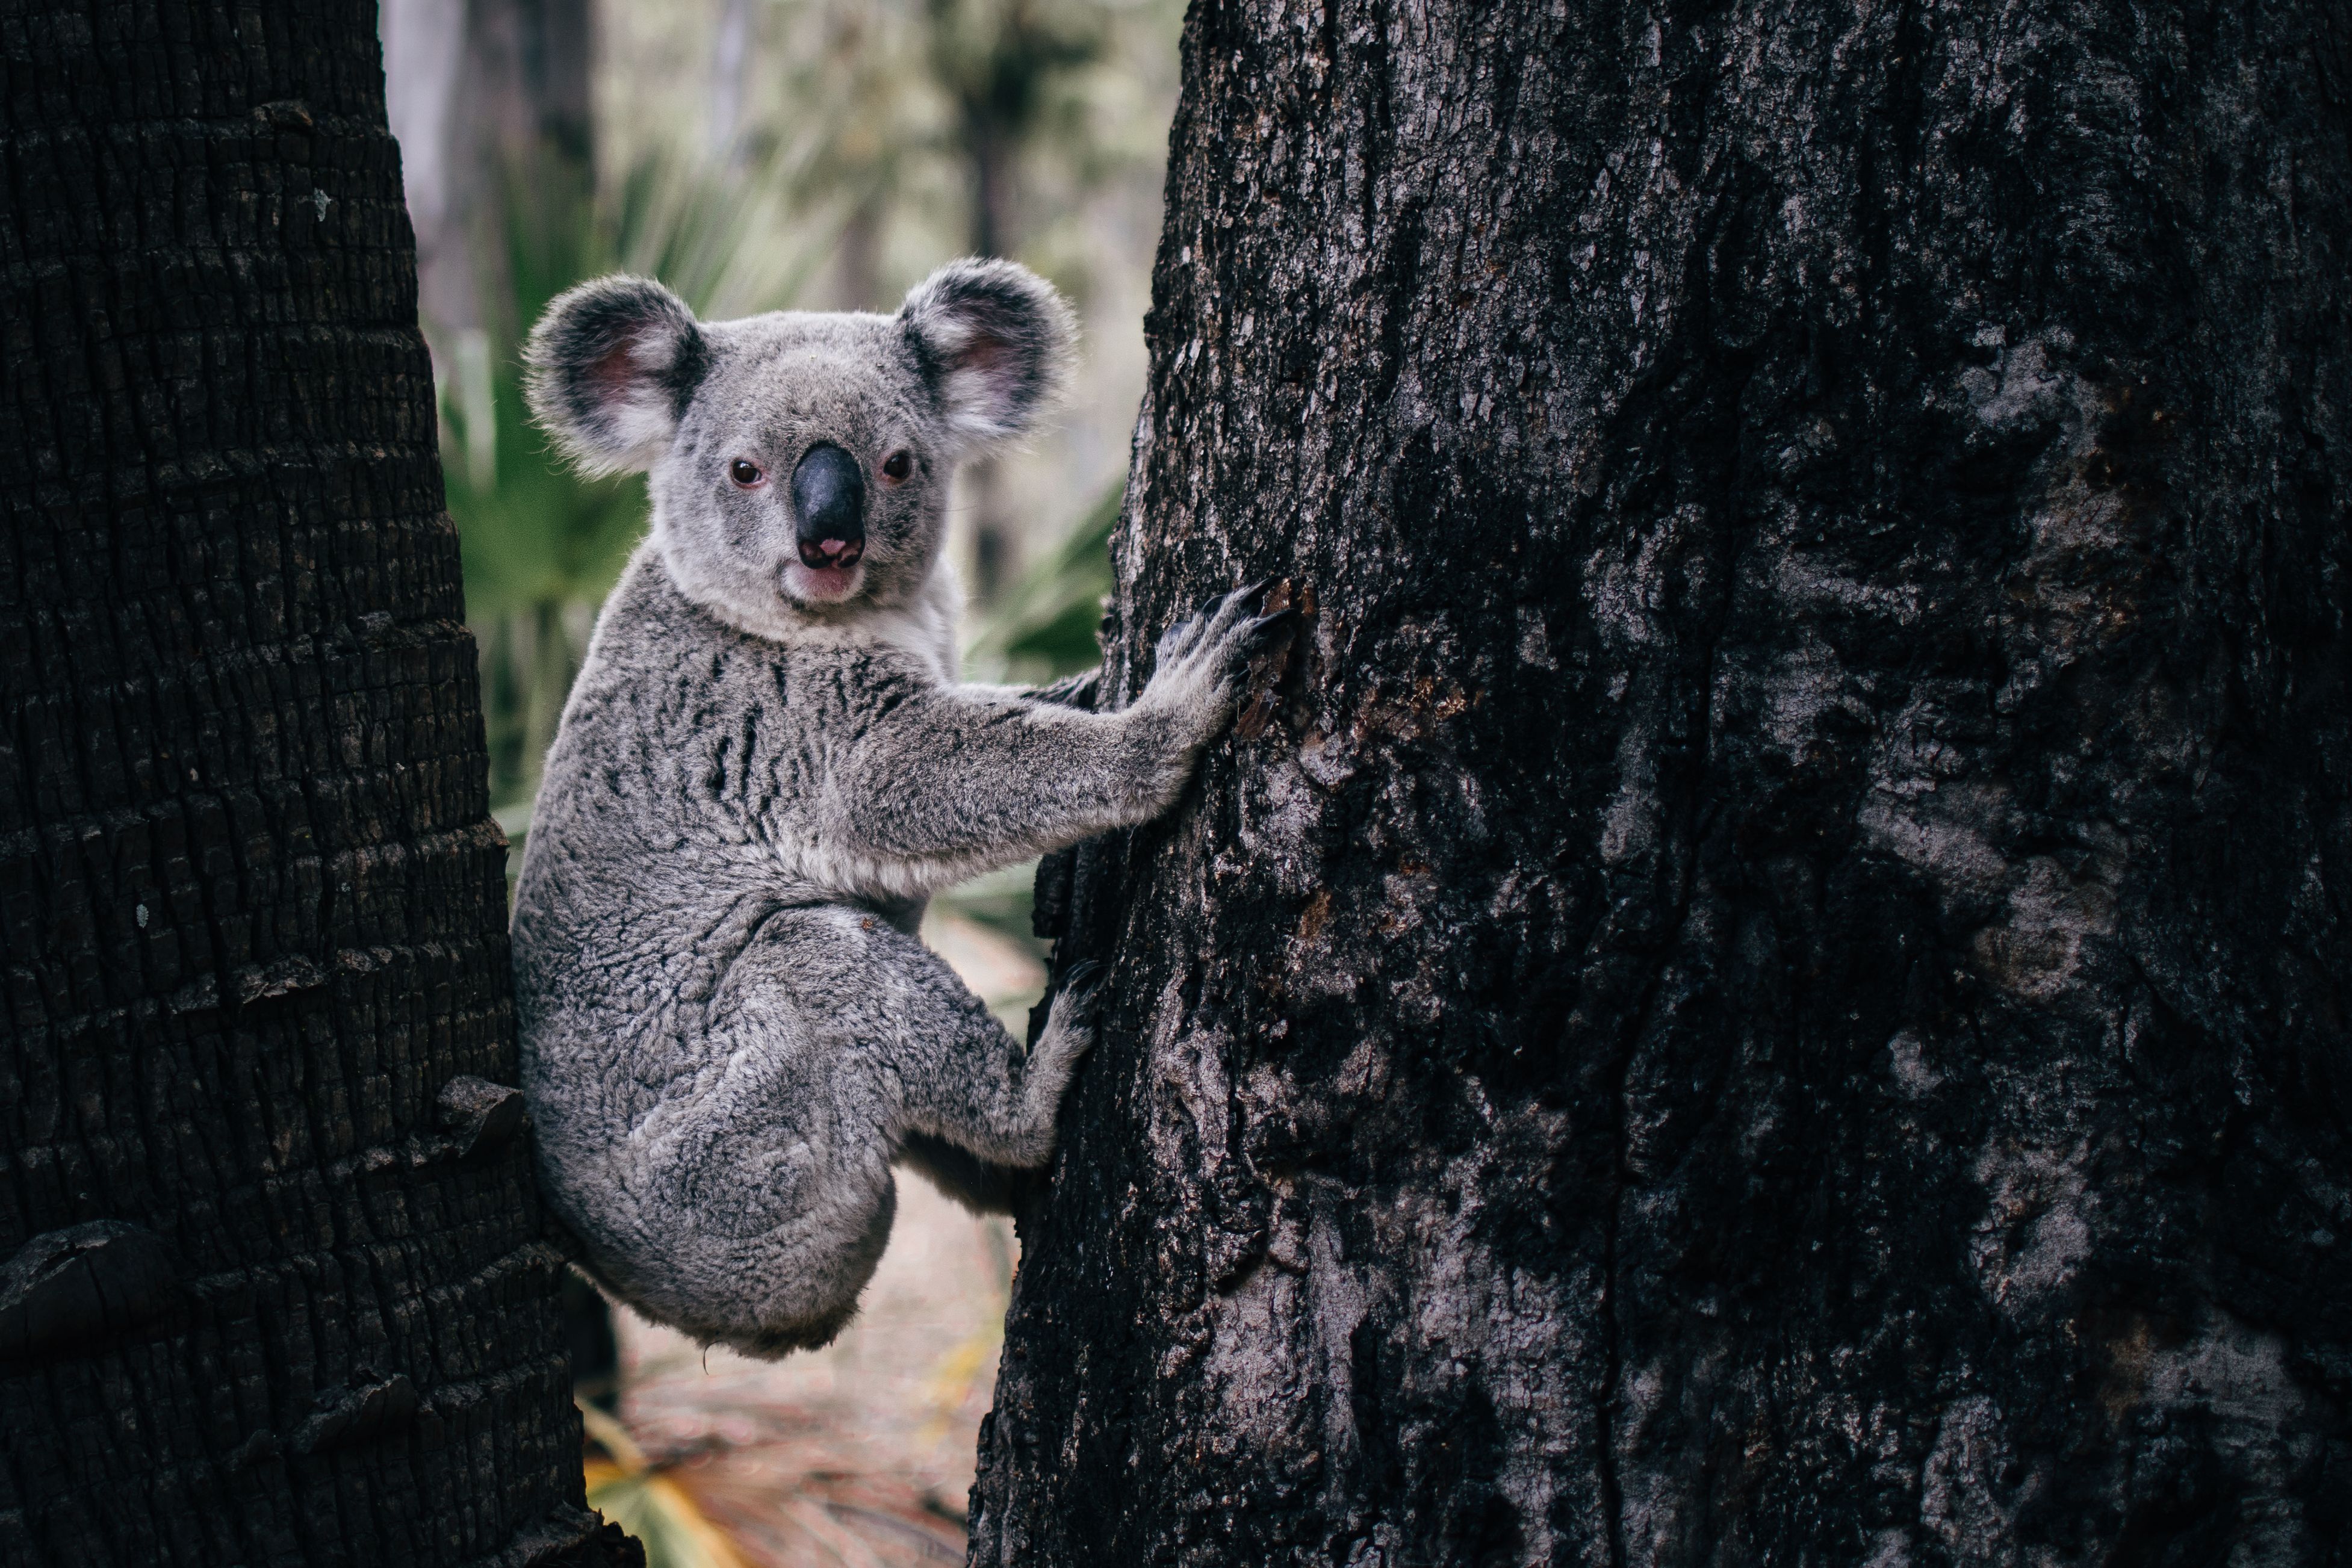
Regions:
[[1142, 581, 1297, 737]]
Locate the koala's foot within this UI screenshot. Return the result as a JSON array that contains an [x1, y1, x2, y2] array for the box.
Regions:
[[1007, 962, 1104, 1164], [1033, 961, 1104, 1079], [1141, 581, 1299, 740]]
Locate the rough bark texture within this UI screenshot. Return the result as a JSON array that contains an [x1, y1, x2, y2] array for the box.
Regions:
[[0, 4, 626, 1564], [973, 1, 2352, 1562]]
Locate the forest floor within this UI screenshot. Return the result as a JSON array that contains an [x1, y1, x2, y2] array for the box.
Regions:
[[580, 908, 1044, 1568]]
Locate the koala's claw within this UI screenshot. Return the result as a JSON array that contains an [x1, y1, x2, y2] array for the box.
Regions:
[[1217, 581, 1267, 621], [1243, 608, 1302, 650], [1058, 958, 1106, 1001], [1199, 587, 1259, 654]]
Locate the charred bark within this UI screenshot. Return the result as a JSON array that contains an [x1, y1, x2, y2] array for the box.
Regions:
[[974, 0, 2352, 1562], [0, 3, 625, 1564]]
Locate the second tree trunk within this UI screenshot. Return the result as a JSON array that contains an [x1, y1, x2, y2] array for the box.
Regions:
[[972, 0, 2352, 1561]]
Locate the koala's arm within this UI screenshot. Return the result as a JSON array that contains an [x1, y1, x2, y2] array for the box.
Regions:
[[828, 587, 1281, 891]]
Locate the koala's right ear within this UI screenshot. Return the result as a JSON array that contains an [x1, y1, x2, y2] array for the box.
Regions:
[[899, 259, 1076, 451], [524, 276, 709, 476]]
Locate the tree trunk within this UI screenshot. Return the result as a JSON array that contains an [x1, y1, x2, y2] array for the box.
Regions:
[[467, 0, 592, 183], [0, 4, 630, 1564], [930, 0, 1105, 605], [973, 1, 2351, 1562]]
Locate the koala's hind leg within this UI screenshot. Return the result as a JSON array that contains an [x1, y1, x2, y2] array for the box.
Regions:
[[827, 912, 1101, 1180], [611, 981, 902, 1357], [892, 968, 1103, 1212], [698, 905, 1090, 1235], [618, 905, 1087, 1349]]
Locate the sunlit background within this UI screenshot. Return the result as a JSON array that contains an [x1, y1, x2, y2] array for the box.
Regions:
[[376, 1, 1182, 1558]]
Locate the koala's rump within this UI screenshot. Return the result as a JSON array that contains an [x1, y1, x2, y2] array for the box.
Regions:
[[522, 901, 926, 1346]]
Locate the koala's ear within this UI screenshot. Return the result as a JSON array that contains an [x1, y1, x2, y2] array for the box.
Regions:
[[523, 275, 709, 476], [898, 259, 1076, 450]]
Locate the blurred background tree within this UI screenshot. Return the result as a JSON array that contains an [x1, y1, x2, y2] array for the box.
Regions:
[[380, 0, 1177, 834]]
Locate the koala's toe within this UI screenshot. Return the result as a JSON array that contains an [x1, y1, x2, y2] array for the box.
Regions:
[[1155, 584, 1273, 675], [1050, 967, 1107, 1029], [1205, 582, 1261, 637], [1158, 612, 1206, 663], [1039, 975, 1105, 1060]]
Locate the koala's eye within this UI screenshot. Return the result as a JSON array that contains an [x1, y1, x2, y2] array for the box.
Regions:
[[880, 450, 913, 484], [728, 459, 766, 488]]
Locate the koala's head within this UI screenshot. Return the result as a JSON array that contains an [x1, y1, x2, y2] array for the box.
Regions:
[[524, 259, 1075, 636]]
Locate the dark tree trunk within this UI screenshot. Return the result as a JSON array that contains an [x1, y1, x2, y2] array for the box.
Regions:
[[0, 4, 628, 1564], [973, 1, 2351, 1562]]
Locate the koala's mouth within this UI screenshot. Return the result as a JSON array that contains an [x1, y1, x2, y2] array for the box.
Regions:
[[783, 559, 865, 605]]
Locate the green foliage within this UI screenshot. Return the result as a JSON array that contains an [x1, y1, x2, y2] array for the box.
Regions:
[[601, 0, 1181, 305], [961, 475, 1119, 684]]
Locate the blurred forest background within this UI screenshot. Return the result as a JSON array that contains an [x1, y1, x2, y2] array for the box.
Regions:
[[376, 0, 1182, 1560]]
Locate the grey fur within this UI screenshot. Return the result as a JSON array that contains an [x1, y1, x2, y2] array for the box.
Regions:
[[512, 261, 1274, 1356]]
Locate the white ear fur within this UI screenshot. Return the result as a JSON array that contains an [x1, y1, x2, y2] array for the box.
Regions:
[[898, 259, 1077, 451], [523, 276, 708, 477]]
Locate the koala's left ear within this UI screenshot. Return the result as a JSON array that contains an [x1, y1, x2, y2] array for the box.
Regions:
[[899, 259, 1077, 450], [524, 274, 709, 477]]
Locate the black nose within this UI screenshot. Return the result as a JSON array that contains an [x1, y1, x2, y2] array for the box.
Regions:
[[791, 443, 866, 569]]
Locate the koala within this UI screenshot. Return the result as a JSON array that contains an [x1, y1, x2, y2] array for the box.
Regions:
[[509, 258, 1284, 1356]]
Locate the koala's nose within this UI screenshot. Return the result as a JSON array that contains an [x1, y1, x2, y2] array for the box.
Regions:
[[790, 443, 866, 569]]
